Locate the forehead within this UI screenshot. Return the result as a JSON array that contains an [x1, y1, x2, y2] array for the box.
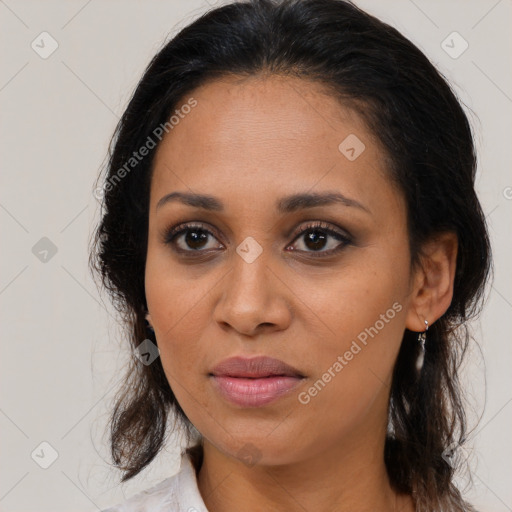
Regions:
[[150, 74, 398, 215]]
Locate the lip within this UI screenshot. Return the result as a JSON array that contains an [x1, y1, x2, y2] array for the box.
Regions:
[[211, 356, 304, 379], [209, 356, 305, 407]]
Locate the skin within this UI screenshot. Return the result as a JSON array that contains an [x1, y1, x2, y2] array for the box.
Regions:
[[145, 74, 458, 512]]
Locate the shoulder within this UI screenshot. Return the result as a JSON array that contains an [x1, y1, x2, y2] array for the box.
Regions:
[[100, 475, 177, 512], [100, 452, 208, 512]]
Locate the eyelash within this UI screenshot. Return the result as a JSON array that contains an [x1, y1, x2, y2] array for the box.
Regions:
[[163, 220, 352, 259]]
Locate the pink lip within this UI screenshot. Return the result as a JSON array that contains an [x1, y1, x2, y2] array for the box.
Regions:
[[209, 356, 305, 407]]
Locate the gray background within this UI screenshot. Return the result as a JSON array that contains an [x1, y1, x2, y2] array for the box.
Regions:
[[1, 0, 511, 510]]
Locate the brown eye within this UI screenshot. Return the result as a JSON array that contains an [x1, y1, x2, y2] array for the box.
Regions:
[[287, 221, 352, 256], [164, 223, 223, 253], [163, 220, 351, 259], [302, 229, 329, 251], [181, 229, 210, 250]]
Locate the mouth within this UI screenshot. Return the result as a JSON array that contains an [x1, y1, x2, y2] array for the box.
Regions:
[[209, 356, 305, 407]]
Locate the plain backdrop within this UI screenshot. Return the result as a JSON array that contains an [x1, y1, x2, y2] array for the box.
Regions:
[[1, 0, 511, 511]]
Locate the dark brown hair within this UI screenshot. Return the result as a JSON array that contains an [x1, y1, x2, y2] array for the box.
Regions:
[[89, 1, 492, 510]]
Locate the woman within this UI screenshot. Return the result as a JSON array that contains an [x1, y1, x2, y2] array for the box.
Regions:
[[91, 0, 491, 510]]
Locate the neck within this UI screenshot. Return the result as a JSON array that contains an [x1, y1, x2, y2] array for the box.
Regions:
[[195, 427, 414, 512]]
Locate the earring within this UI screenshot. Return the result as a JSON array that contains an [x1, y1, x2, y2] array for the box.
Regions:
[[415, 319, 428, 373]]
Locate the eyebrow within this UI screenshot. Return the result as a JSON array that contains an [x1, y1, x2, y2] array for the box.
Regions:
[[156, 191, 371, 214]]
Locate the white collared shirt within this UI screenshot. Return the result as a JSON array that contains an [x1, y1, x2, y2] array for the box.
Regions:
[[101, 453, 209, 512]]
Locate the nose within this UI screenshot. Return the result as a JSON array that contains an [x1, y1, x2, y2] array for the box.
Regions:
[[212, 248, 293, 337]]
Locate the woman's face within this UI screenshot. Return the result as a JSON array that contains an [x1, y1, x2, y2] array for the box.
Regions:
[[145, 75, 420, 466]]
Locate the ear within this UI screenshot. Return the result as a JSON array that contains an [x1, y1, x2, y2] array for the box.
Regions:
[[145, 312, 153, 327], [405, 231, 458, 332]]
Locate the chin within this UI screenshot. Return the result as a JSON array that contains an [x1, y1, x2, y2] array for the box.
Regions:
[[206, 427, 306, 468]]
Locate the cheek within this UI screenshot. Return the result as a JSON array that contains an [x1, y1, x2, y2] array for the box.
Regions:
[[145, 240, 212, 332], [295, 261, 408, 410], [145, 253, 209, 383], [148, 296, 212, 417], [300, 262, 406, 349], [146, 293, 207, 378]]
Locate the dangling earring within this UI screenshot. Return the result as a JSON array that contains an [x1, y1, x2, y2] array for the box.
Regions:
[[416, 319, 429, 373]]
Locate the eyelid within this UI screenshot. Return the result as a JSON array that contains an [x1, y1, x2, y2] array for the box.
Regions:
[[288, 220, 352, 244], [163, 219, 352, 256], [162, 221, 224, 246]]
